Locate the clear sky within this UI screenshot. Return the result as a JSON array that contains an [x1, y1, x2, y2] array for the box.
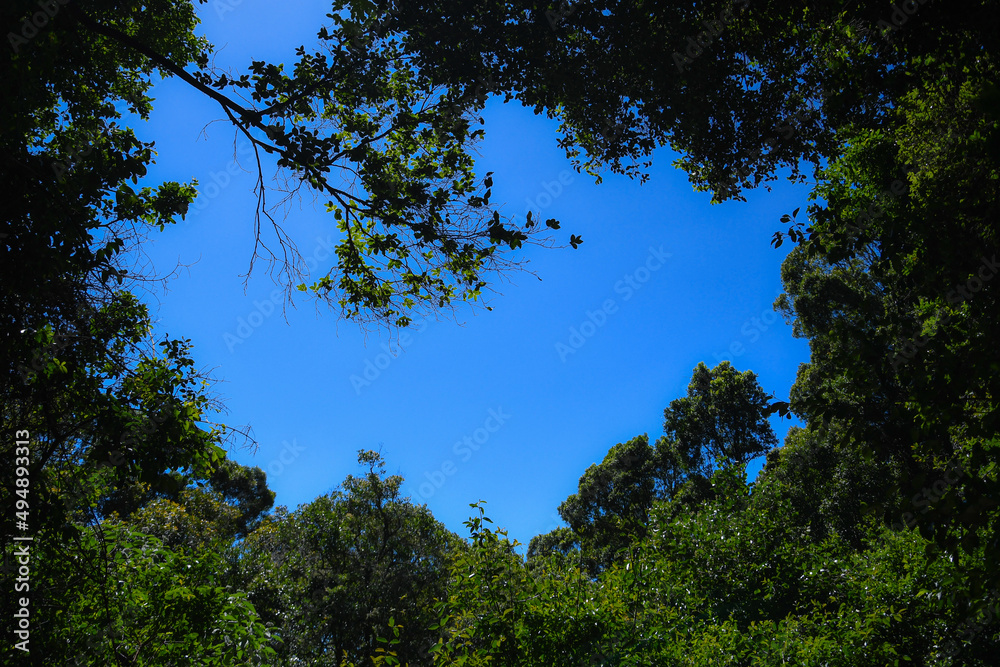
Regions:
[[132, 0, 811, 547]]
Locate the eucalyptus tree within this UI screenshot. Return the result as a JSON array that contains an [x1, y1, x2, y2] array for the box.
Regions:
[[532, 361, 777, 572], [378, 0, 1000, 598], [234, 451, 459, 665]]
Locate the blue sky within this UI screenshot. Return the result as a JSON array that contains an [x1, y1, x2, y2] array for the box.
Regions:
[[132, 0, 811, 546]]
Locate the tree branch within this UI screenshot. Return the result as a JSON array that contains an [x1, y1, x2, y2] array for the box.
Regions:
[[68, 8, 255, 123]]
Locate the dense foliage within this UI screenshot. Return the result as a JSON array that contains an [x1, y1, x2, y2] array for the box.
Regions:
[[3, 0, 999, 664]]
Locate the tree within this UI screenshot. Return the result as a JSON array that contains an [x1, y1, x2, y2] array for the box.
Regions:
[[203, 458, 276, 539], [6, 1, 1000, 662], [27, 521, 277, 665], [545, 434, 665, 573], [111, 458, 275, 551], [234, 450, 458, 665], [372, 0, 1000, 596], [0, 0, 564, 655], [663, 361, 778, 477], [525, 525, 578, 567], [5, 0, 580, 331], [532, 362, 777, 573], [1, 11, 255, 648], [384, 1, 994, 197], [772, 49, 1000, 598], [754, 425, 899, 548]]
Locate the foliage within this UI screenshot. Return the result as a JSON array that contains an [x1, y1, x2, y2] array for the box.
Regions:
[[233, 450, 458, 665], [30, 522, 276, 666], [533, 361, 777, 573], [663, 361, 778, 476], [4, 0, 1000, 665]]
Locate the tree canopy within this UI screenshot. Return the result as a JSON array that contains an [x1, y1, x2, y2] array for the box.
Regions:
[[3, 0, 999, 664]]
